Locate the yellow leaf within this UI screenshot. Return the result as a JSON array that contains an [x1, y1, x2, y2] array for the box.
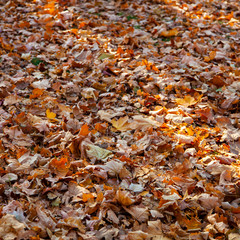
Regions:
[[46, 109, 56, 119], [111, 116, 132, 131], [175, 95, 198, 107]]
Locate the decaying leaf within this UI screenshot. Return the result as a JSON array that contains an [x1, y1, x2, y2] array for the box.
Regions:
[[1, 0, 240, 239]]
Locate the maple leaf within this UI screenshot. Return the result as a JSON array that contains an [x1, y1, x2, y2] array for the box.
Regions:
[[175, 95, 198, 107], [111, 116, 132, 131], [183, 217, 202, 231], [50, 156, 70, 177]]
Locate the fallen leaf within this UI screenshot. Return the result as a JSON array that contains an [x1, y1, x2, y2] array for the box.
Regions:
[[103, 160, 124, 176], [124, 205, 149, 222], [175, 95, 198, 107], [85, 143, 113, 162], [99, 53, 114, 60], [46, 109, 56, 119], [0, 214, 25, 240], [111, 116, 132, 131], [79, 124, 90, 136], [128, 230, 148, 240], [3, 95, 22, 106], [115, 189, 135, 206], [160, 28, 178, 37]]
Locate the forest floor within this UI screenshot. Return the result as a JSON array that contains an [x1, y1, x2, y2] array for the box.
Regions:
[[0, 0, 240, 239]]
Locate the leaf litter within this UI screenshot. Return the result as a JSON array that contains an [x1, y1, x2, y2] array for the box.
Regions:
[[0, 0, 240, 239]]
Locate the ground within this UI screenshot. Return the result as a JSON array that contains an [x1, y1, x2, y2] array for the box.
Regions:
[[0, 0, 240, 239]]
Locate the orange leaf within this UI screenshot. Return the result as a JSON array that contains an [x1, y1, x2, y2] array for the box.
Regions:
[[96, 192, 104, 202], [79, 22, 86, 28], [44, 1, 56, 15], [115, 190, 135, 206], [79, 124, 90, 136], [152, 64, 159, 73], [18, 21, 30, 28], [51, 157, 70, 170], [160, 28, 178, 37], [46, 109, 56, 119], [70, 28, 78, 36], [103, 184, 113, 190], [30, 88, 44, 99], [82, 193, 94, 202], [95, 122, 108, 133], [50, 156, 70, 177], [204, 56, 210, 62], [209, 51, 216, 60], [183, 217, 201, 230]]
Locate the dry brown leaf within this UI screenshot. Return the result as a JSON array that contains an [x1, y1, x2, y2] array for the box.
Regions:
[[0, 214, 25, 240], [124, 205, 149, 222]]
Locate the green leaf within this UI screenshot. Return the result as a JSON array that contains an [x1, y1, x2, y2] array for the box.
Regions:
[[216, 87, 222, 92], [98, 53, 114, 60], [161, 37, 171, 42], [51, 197, 61, 207], [133, 87, 140, 93], [117, 12, 124, 16], [134, 25, 141, 29], [31, 57, 43, 66], [127, 15, 137, 21]]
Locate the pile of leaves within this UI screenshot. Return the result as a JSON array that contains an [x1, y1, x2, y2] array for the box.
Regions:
[[0, 0, 240, 239]]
